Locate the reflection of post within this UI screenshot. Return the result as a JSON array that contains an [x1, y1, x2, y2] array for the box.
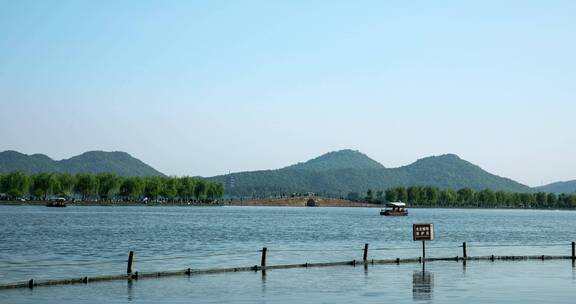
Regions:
[[572, 257, 576, 280], [127, 279, 134, 301], [413, 270, 434, 301]]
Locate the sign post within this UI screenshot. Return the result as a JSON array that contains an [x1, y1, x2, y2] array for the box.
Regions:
[[422, 240, 425, 261], [413, 224, 434, 263]]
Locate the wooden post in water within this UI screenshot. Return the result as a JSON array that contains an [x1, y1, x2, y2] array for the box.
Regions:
[[127, 251, 134, 274], [572, 242, 575, 260], [363, 243, 369, 262], [261, 247, 267, 268], [462, 242, 467, 259]]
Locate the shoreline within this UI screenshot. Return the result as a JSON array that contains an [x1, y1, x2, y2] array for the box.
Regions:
[[0, 198, 572, 211], [0, 200, 222, 207], [0, 197, 380, 208]]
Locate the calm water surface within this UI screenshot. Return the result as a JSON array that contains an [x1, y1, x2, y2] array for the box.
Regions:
[[1, 206, 575, 303]]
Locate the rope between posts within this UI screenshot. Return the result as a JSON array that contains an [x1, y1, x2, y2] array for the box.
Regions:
[[365, 243, 571, 252], [0, 251, 262, 269], [466, 243, 568, 248], [371, 245, 459, 251], [136, 251, 260, 262], [0, 259, 128, 269], [267, 249, 363, 252]]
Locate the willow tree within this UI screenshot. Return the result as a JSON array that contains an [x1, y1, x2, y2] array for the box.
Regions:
[[97, 173, 121, 201], [457, 188, 474, 204], [396, 187, 408, 202], [214, 183, 224, 198], [194, 179, 207, 199], [407, 186, 422, 204], [119, 177, 144, 201], [74, 174, 99, 200], [30, 173, 59, 200], [1, 171, 30, 199], [177, 177, 196, 201], [547, 193, 558, 208], [55, 173, 76, 197], [143, 176, 163, 199], [439, 189, 457, 205], [206, 183, 224, 199], [160, 177, 179, 200]]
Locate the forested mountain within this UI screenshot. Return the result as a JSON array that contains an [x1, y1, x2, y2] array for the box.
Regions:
[[536, 180, 576, 194], [207, 150, 533, 197], [393, 154, 527, 191], [0, 151, 164, 176], [3, 149, 571, 198], [284, 149, 385, 171]]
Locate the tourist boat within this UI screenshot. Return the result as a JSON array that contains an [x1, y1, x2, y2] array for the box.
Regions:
[[380, 202, 408, 216], [46, 198, 67, 207]]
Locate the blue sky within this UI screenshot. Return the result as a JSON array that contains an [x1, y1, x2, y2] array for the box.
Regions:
[[0, 0, 574, 186]]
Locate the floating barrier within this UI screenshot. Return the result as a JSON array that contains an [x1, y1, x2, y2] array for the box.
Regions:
[[2, 241, 575, 290]]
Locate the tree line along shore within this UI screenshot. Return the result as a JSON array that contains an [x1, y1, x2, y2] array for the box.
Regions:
[[2, 171, 576, 209], [351, 186, 576, 209], [0, 172, 224, 202]]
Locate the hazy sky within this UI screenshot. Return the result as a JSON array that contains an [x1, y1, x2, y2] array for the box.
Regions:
[[1, 0, 574, 186]]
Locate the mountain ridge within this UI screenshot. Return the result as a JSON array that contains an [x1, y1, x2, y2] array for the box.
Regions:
[[2, 149, 572, 195], [0, 150, 164, 176], [208, 150, 534, 196], [536, 180, 576, 194], [283, 149, 385, 171]]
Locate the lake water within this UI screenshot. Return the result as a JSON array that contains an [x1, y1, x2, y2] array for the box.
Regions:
[[1, 206, 576, 303]]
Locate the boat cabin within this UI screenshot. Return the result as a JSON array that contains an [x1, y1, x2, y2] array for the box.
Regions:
[[380, 202, 408, 216], [46, 197, 67, 207]]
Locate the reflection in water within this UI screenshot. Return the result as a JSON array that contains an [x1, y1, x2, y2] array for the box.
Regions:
[[127, 279, 134, 302], [572, 260, 576, 281], [412, 270, 434, 301], [261, 269, 267, 290]]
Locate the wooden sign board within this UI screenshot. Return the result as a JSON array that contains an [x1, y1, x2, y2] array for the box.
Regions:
[[413, 223, 434, 241]]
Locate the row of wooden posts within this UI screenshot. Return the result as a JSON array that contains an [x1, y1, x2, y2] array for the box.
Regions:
[[216, 241, 576, 273], [125, 241, 576, 277], [15, 241, 576, 290]]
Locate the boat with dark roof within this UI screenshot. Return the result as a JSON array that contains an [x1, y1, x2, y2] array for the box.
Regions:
[[46, 198, 67, 207]]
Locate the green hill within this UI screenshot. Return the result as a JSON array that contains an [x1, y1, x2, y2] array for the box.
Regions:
[[535, 180, 576, 194], [394, 154, 528, 191], [208, 150, 532, 196], [284, 149, 385, 171], [0, 150, 164, 176]]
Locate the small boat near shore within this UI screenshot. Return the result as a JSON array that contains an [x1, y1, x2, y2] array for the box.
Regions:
[[46, 198, 67, 208], [380, 202, 408, 216]]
